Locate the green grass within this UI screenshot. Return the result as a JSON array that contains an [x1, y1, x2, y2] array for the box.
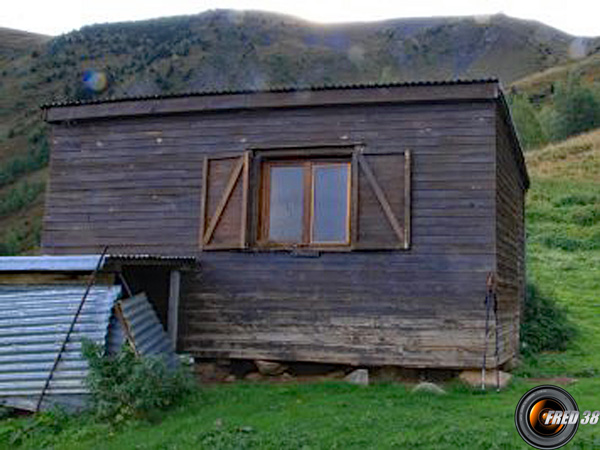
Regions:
[[4, 380, 600, 449], [518, 178, 600, 378], [519, 130, 600, 379]]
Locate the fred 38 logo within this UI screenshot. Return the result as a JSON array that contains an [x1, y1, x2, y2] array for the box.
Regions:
[[515, 385, 600, 449]]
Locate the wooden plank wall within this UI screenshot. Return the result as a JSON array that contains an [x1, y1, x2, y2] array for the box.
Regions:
[[44, 100, 502, 368], [494, 107, 526, 368]]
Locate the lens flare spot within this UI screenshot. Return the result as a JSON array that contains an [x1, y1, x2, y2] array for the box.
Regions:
[[83, 69, 108, 93]]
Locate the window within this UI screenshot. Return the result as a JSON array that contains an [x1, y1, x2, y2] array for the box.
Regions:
[[200, 147, 411, 252], [260, 160, 351, 247]]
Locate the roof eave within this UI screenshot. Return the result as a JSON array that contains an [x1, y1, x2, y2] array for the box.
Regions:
[[43, 79, 500, 123]]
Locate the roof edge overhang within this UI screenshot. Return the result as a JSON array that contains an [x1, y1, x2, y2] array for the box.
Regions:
[[0, 254, 198, 272], [42, 79, 500, 123], [497, 90, 530, 190]]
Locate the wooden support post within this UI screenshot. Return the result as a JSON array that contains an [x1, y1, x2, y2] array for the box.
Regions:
[[168, 270, 181, 351]]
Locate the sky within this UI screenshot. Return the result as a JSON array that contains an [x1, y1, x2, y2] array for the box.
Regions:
[[3, 0, 600, 37]]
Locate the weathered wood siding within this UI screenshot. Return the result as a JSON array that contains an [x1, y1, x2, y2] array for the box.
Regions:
[[494, 106, 527, 366], [43, 98, 503, 368]]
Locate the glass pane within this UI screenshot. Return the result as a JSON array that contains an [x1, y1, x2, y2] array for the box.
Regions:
[[313, 164, 349, 243], [268, 165, 304, 242]]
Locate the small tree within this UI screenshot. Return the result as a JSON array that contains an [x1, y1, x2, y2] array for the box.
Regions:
[[552, 77, 600, 140], [508, 94, 548, 150]]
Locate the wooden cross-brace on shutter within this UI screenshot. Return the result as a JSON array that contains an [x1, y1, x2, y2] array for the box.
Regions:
[[352, 149, 411, 250], [200, 152, 250, 250]]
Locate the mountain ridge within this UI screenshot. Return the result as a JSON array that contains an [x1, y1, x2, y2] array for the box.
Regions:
[[1, 9, 600, 254]]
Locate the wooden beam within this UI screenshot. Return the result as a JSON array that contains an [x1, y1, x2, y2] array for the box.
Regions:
[[240, 151, 250, 249], [350, 149, 360, 249], [357, 152, 404, 243], [199, 157, 209, 251], [404, 150, 412, 249], [203, 157, 244, 245], [168, 270, 181, 351]]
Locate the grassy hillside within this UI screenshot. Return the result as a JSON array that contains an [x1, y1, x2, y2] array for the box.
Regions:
[[521, 129, 600, 377], [0, 10, 597, 255], [511, 47, 600, 103], [0, 27, 50, 54]]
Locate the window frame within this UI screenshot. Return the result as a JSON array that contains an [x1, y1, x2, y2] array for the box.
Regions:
[[257, 157, 352, 249]]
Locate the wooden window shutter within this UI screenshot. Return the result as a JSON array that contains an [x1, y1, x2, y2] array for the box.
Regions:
[[352, 149, 411, 250], [200, 152, 251, 250]]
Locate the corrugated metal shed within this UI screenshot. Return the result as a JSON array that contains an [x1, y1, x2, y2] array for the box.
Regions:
[[0, 284, 121, 411], [0, 255, 184, 411], [108, 293, 177, 368]]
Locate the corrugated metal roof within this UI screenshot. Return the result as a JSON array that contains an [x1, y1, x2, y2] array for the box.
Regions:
[[41, 78, 500, 109], [0, 255, 105, 272], [0, 254, 197, 272], [0, 284, 121, 411], [106, 254, 198, 267], [108, 293, 177, 368]]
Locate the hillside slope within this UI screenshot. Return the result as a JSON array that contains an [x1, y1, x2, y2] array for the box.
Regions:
[[0, 10, 599, 254], [0, 27, 50, 54], [524, 128, 600, 376]]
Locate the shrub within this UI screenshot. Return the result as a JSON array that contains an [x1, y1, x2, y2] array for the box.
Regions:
[[520, 283, 577, 357], [0, 180, 45, 217], [552, 78, 600, 141], [0, 128, 49, 188], [508, 94, 548, 150], [0, 408, 70, 447], [82, 340, 195, 422]]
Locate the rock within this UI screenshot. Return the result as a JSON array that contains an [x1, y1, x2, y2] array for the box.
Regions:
[[224, 374, 237, 382], [255, 360, 288, 376], [324, 369, 347, 380], [459, 369, 512, 390], [244, 372, 263, 381], [195, 362, 231, 382], [344, 368, 369, 386], [412, 382, 446, 395], [279, 372, 294, 382]]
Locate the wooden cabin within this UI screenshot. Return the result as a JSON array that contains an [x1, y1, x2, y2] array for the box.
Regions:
[[41, 79, 528, 370]]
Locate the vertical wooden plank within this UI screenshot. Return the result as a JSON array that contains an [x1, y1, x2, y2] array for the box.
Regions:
[[302, 161, 311, 245], [350, 148, 360, 249], [404, 150, 412, 250], [259, 160, 271, 243], [240, 151, 250, 249], [199, 157, 209, 251], [248, 154, 262, 247], [168, 270, 181, 351]]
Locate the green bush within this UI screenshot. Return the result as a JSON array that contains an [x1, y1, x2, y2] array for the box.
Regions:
[[0, 408, 70, 447], [0, 129, 49, 188], [552, 78, 600, 141], [82, 340, 195, 422], [520, 283, 576, 357], [0, 217, 42, 256], [0, 180, 45, 217], [508, 94, 548, 150]]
